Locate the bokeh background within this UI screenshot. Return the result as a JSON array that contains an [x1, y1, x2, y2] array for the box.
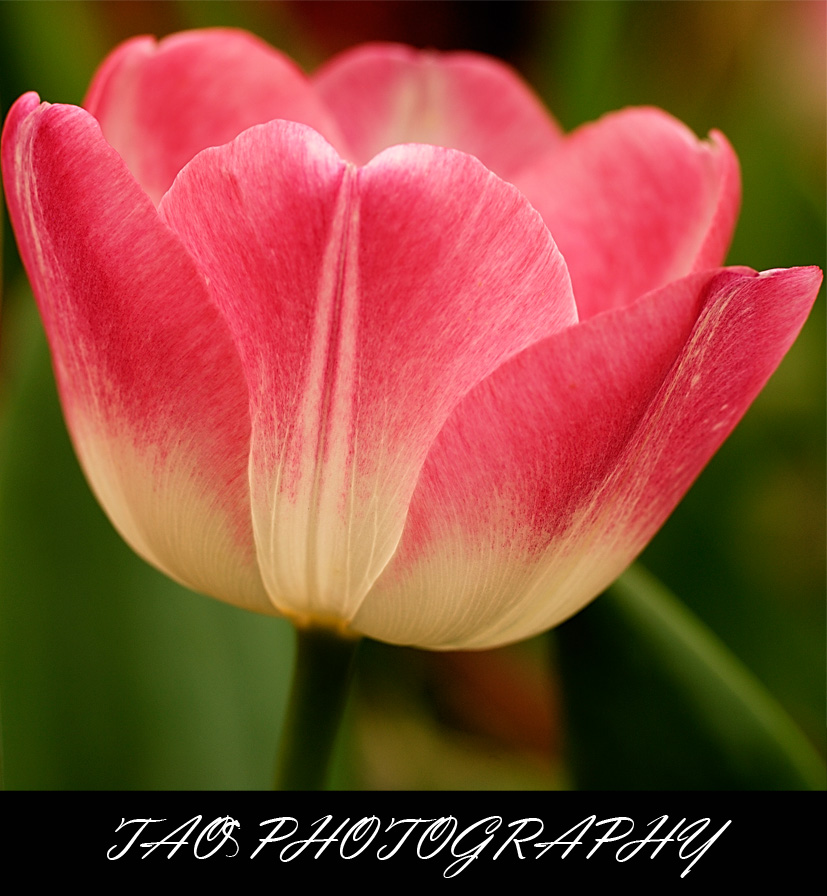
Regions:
[[0, 0, 824, 789]]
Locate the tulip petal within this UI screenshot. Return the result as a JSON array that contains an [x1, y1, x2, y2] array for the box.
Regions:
[[84, 28, 347, 204], [160, 121, 576, 626], [358, 266, 821, 649], [1, 94, 269, 610], [512, 108, 741, 320], [313, 43, 563, 177]]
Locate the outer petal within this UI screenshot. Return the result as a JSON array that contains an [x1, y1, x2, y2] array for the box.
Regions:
[[84, 28, 347, 204], [512, 108, 741, 320], [313, 42, 563, 177], [160, 121, 577, 628], [1, 94, 269, 610], [357, 266, 822, 649]]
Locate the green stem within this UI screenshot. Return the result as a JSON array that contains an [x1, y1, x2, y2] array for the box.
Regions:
[[274, 626, 361, 790]]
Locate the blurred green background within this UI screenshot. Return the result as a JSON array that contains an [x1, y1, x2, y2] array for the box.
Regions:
[[0, 0, 824, 790]]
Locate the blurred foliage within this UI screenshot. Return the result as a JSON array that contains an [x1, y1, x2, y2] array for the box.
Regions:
[[557, 567, 824, 790], [0, 1, 823, 789]]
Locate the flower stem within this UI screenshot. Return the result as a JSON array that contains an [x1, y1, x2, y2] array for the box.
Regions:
[[274, 626, 361, 790]]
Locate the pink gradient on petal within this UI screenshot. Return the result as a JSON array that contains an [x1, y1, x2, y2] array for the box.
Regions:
[[2, 93, 268, 610], [357, 266, 821, 648], [85, 28, 348, 204], [513, 108, 741, 320], [160, 120, 576, 622], [313, 42, 563, 177]]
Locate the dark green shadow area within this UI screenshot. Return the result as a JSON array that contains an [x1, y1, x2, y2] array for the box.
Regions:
[[554, 565, 825, 790]]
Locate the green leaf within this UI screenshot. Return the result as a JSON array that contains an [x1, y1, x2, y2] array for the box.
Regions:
[[554, 564, 825, 790], [0, 294, 296, 789]]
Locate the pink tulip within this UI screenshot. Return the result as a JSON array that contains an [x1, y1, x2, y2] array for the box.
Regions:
[[2, 30, 820, 649]]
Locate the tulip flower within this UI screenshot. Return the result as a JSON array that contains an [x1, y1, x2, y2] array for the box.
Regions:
[[2, 29, 820, 656]]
